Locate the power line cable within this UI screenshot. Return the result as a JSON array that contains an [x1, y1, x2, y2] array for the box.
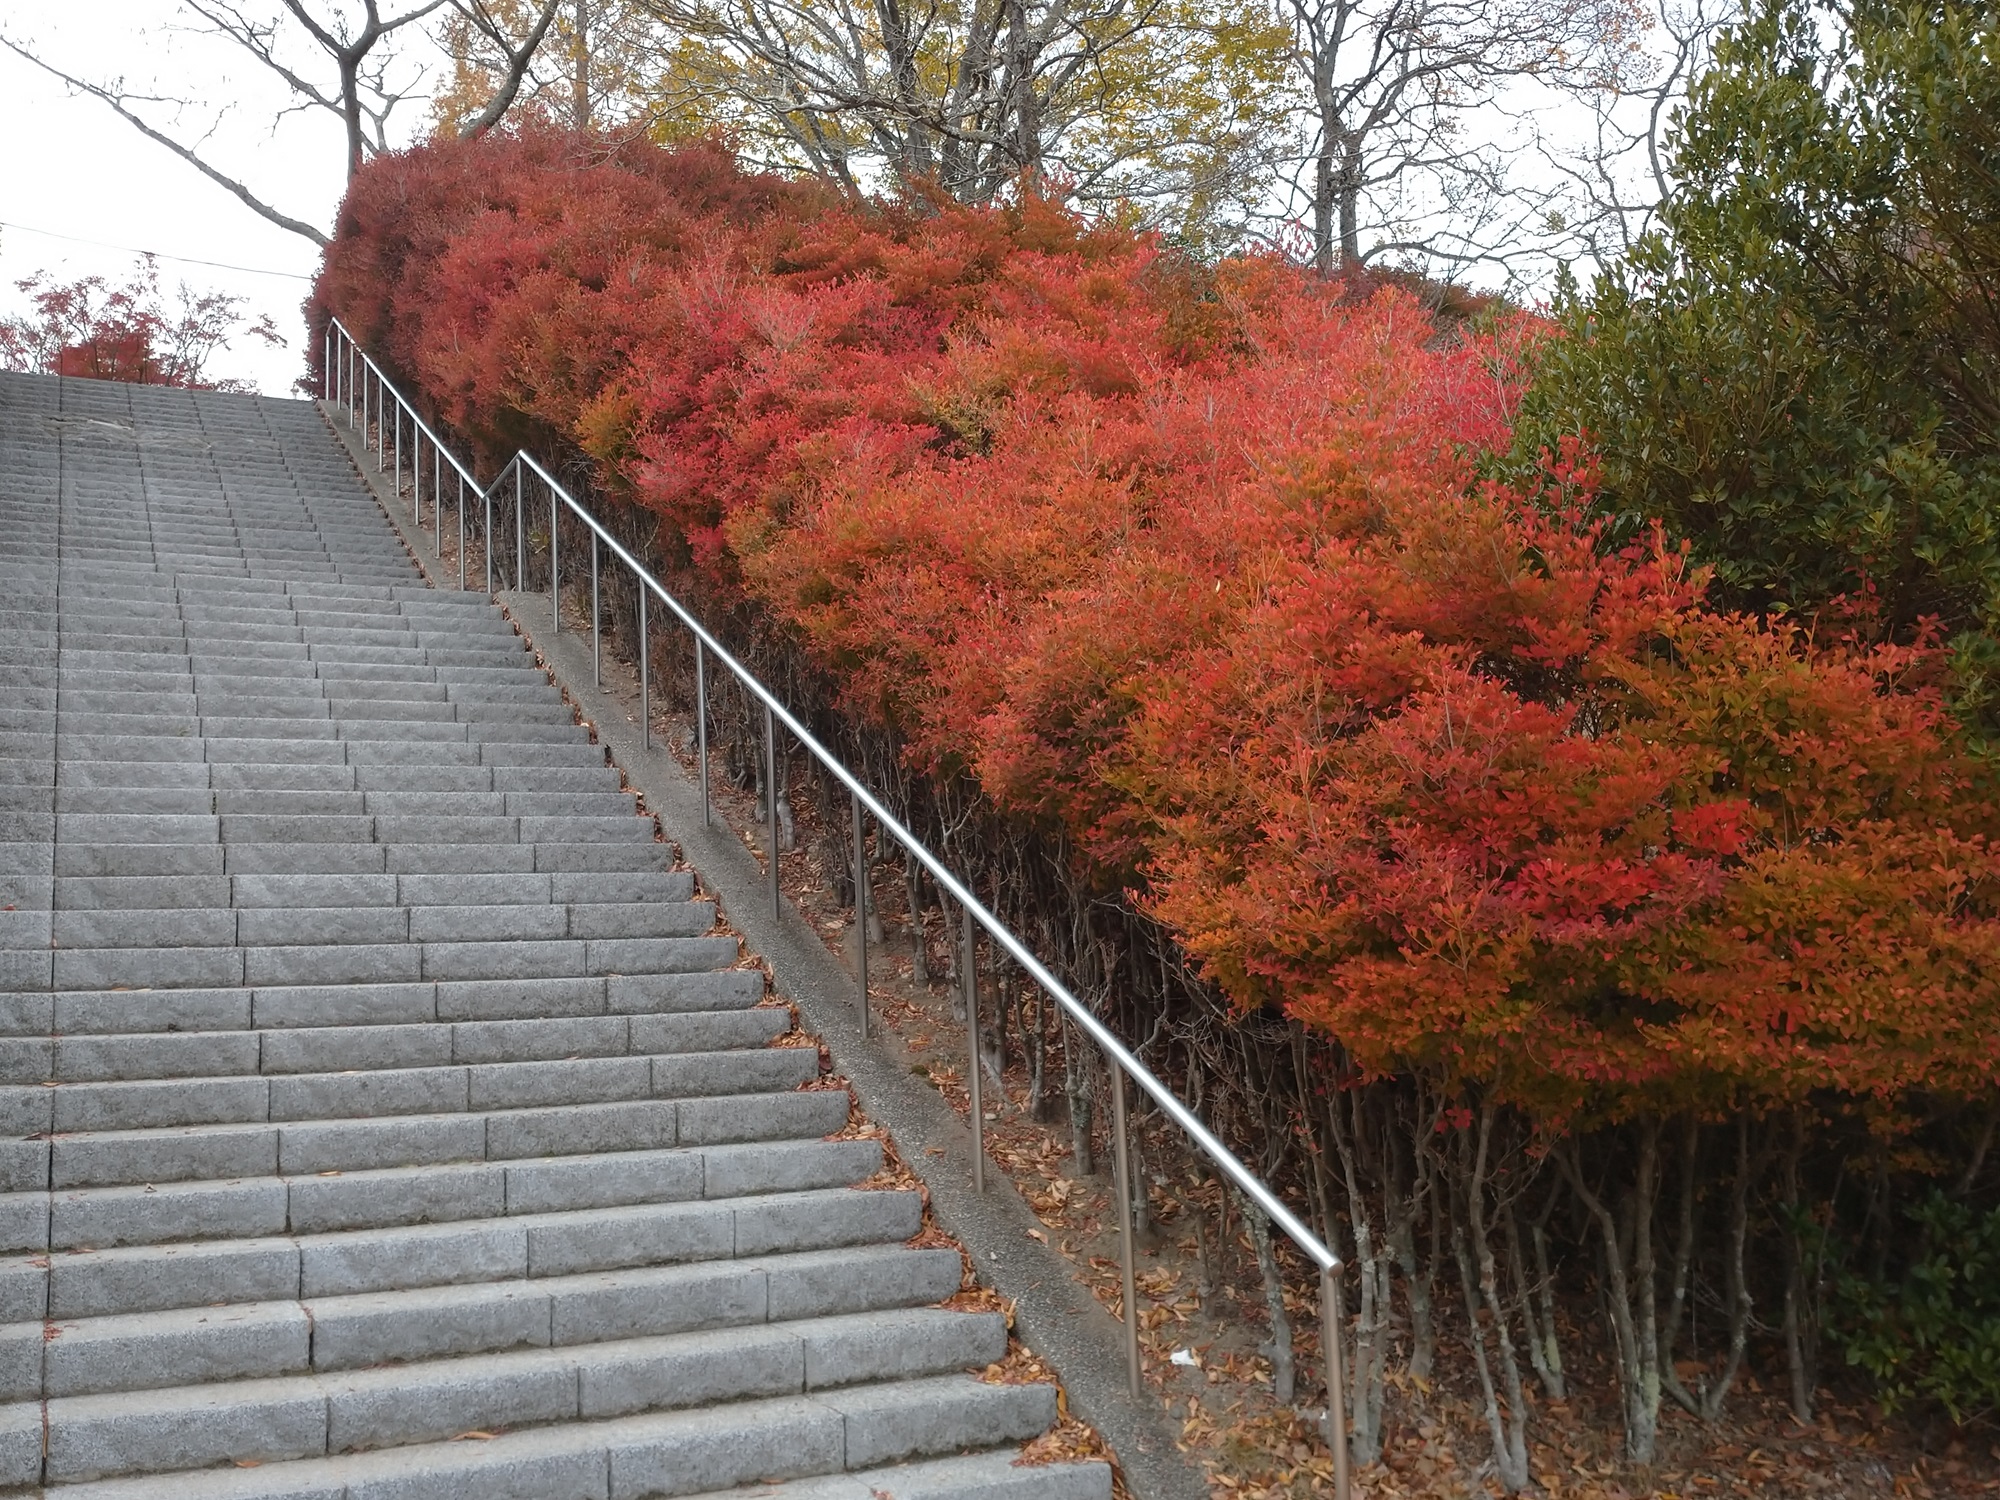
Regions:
[[0, 218, 314, 281]]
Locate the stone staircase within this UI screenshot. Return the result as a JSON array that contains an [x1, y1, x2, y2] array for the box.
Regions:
[[0, 373, 1108, 1498]]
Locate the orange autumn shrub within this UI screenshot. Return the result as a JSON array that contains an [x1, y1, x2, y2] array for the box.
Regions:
[[315, 129, 2000, 1124]]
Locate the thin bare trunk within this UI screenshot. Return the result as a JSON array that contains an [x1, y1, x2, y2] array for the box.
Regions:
[[1660, 1117, 1701, 1418], [1779, 1115, 1816, 1424], [1396, 1095, 1441, 1381], [1452, 1106, 1532, 1493], [1245, 1193, 1297, 1404], [1028, 989, 1049, 1119], [571, 0, 592, 130], [1063, 1012, 1094, 1176], [1505, 1178, 1566, 1400], [1336, 136, 1362, 266], [1957, 1106, 1998, 1196], [1700, 1115, 1756, 1422], [1561, 1122, 1663, 1464], [904, 861, 929, 987], [1326, 1080, 1391, 1463], [1191, 1170, 1218, 1307]]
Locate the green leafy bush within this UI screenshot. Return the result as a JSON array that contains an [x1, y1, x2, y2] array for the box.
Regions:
[[1833, 1193, 2000, 1426], [1511, 0, 2000, 672]]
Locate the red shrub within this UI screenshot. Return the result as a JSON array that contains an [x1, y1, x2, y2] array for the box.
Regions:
[[316, 131, 2000, 1120], [1, 258, 278, 390]]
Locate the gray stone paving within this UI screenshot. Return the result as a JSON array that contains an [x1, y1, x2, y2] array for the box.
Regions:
[[0, 373, 1107, 1499]]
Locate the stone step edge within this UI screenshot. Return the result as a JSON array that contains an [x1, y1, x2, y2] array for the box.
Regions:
[[6, 899, 715, 949], [0, 1006, 785, 1082], [0, 972, 765, 1038], [1, 1096, 844, 1200], [17, 1236, 952, 1340], [0, 1061, 824, 1146], [6, 1163, 901, 1316], [16, 1295, 997, 1408], [15, 1374, 1063, 1495]]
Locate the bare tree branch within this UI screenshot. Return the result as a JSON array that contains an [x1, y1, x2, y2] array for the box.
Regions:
[[0, 33, 332, 247], [1274, 0, 1637, 277], [1542, 0, 1733, 268], [630, 0, 1287, 245], [4, 1, 562, 249], [453, 0, 565, 135]]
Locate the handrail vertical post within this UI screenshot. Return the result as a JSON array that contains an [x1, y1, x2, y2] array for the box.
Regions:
[[393, 406, 401, 498], [852, 793, 869, 1038], [550, 483, 560, 634], [639, 587, 649, 750], [1323, 1268, 1352, 1500], [963, 903, 985, 1193], [695, 641, 709, 824], [432, 446, 441, 560], [1111, 1062, 1141, 1396], [457, 472, 466, 591], [591, 534, 601, 685], [514, 465, 525, 592], [764, 704, 780, 917], [375, 374, 384, 471], [484, 481, 493, 597]]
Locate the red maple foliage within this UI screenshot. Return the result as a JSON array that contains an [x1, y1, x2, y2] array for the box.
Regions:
[[316, 130, 2000, 1124], [0, 257, 280, 391]]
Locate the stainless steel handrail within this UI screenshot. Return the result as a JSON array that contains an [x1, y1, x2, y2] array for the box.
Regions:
[[323, 316, 1352, 1489], [323, 324, 486, 592]]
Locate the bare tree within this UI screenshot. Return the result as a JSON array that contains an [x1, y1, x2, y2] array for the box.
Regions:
[[435, 0, 661, 134], [628, 0, 1291, 243], [0, 0, 564, 248], [1268, 0, 1642, 278], [1546, 0, 1734, 269]]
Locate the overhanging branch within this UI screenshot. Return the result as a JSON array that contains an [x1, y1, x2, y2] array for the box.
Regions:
[[0, 35, 330, 248], [455, 0, 566, 137]]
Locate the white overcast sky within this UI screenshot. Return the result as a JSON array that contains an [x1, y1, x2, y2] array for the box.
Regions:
[[0, 2, 374, 396], [0, 3, 1695, 398]]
